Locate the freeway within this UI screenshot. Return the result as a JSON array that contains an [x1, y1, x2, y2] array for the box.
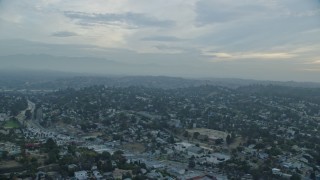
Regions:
[[15, 100, 45, 130]]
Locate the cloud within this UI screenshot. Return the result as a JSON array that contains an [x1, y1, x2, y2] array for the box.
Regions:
[[195, 1, 238, 25], [207, 52, 233, 58], [150, 45, 188, 54], [64, 11, 175, 28], [141, 36, 182, 42], [1, 0, 320, 81], [242, 53, 295, 59], [194, 0, 269, 25], [51, 31, 78, 37], [301, 68, 320, 72], [310, 60, 320, 64], [203, 50, 296, 61]]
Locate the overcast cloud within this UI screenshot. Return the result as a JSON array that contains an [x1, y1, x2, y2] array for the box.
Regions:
[[0, 0, 320, 81]]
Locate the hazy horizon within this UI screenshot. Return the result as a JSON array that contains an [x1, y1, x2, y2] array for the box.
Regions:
[[1, 0, 320, 82]]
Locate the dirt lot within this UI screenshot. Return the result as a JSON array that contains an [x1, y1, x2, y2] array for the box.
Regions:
[[228, 137, 245, 149], [0, 160, 22, 169], [121, 143, 145, 153], [187, 128, 228, 139]]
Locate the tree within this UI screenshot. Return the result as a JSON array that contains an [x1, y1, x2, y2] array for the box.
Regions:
[[193, 132, 200, 139], [25, 110, 32, 120], [188, 158, 196, 168], [112, 150, 126, 168], [290, 173, 301, 180], [168, 135, 175, 144], [215, 138, 224, 145], [67, 145, 76, 155], [310, 172, 316, 180], [133, 175, 147, 180], [226, 134, 232, 145], [130, 116, 137, 123], [99, 160, 113, 172], [44, 138, 58, 151], [47, 151, 58, 164], [231, 132, 236, 140], [44, 138, 59, 164], [237, 146, 244, 152], [254, 143, 265, 150], [59, 155, 75, 166], [1, 151, 8, 160], [183, 131, 189, 138], [122, 172, 132, 179], [100, 151, 111, 160]]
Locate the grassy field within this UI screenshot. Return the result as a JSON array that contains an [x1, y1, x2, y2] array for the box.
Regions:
[[3, 120, 21, 129]]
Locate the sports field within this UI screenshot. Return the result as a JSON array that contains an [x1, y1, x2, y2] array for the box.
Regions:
[[3, 120, 21, 129]]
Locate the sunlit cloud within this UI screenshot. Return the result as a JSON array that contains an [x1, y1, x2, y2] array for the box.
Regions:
[[51, 31, 78, 37], [203, 50, 296, 61], [301, 68, 320, 72], [311, 60, 320, 64]]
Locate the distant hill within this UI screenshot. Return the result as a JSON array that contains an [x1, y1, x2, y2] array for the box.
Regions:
[[0, 70, 320, 90]]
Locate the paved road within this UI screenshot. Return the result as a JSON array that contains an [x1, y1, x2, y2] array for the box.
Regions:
[[16, 100, 45, 130]]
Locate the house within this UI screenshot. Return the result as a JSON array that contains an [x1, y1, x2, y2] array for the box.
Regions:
[[258, 152, 269, 160], [93, 170, 103, 180], [180, 172, 216, 180], [187, 146, 203, 156], [103, 172, 113, 179], [167, 167, 185, 177], [187, 175, 217, 180], [146, 170, 163, 179], [46, 171, 62, 180], [205, 153, 230, 164], [25, 143, 41, 149], [281, 173, 292, 179], [0, 113, 7, 121], [272, 168, 281, 175], [0, 129, 9, 135], [35, 171, 46, 180], [241, 174, 253, 180], [168, 119, 181, 128], [74, 171, 88, 180], [113, 168, 132, 179], [8, 147, 21, 156], [140, 168, 147, 174], [68, 164, 78, 171], [152, 164, 165, 169], [174, 142, 191, 152]]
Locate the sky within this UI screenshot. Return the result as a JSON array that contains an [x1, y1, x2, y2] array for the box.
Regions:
[[0, 0, 320, 82]]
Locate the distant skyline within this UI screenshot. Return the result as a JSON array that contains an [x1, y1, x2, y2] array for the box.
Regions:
[[1, 0, 320, 82]]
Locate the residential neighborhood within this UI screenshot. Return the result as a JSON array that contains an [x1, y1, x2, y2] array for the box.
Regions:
[[0, 83, 320, 180]]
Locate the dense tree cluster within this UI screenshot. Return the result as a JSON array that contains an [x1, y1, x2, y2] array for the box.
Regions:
[[0, 93, 28, 116]]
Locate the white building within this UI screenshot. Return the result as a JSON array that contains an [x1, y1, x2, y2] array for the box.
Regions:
[[93, 170, 103, 180], [74, 171, 88, 180], [272, 168, 281, 175], [0, 113, 7, 121]]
